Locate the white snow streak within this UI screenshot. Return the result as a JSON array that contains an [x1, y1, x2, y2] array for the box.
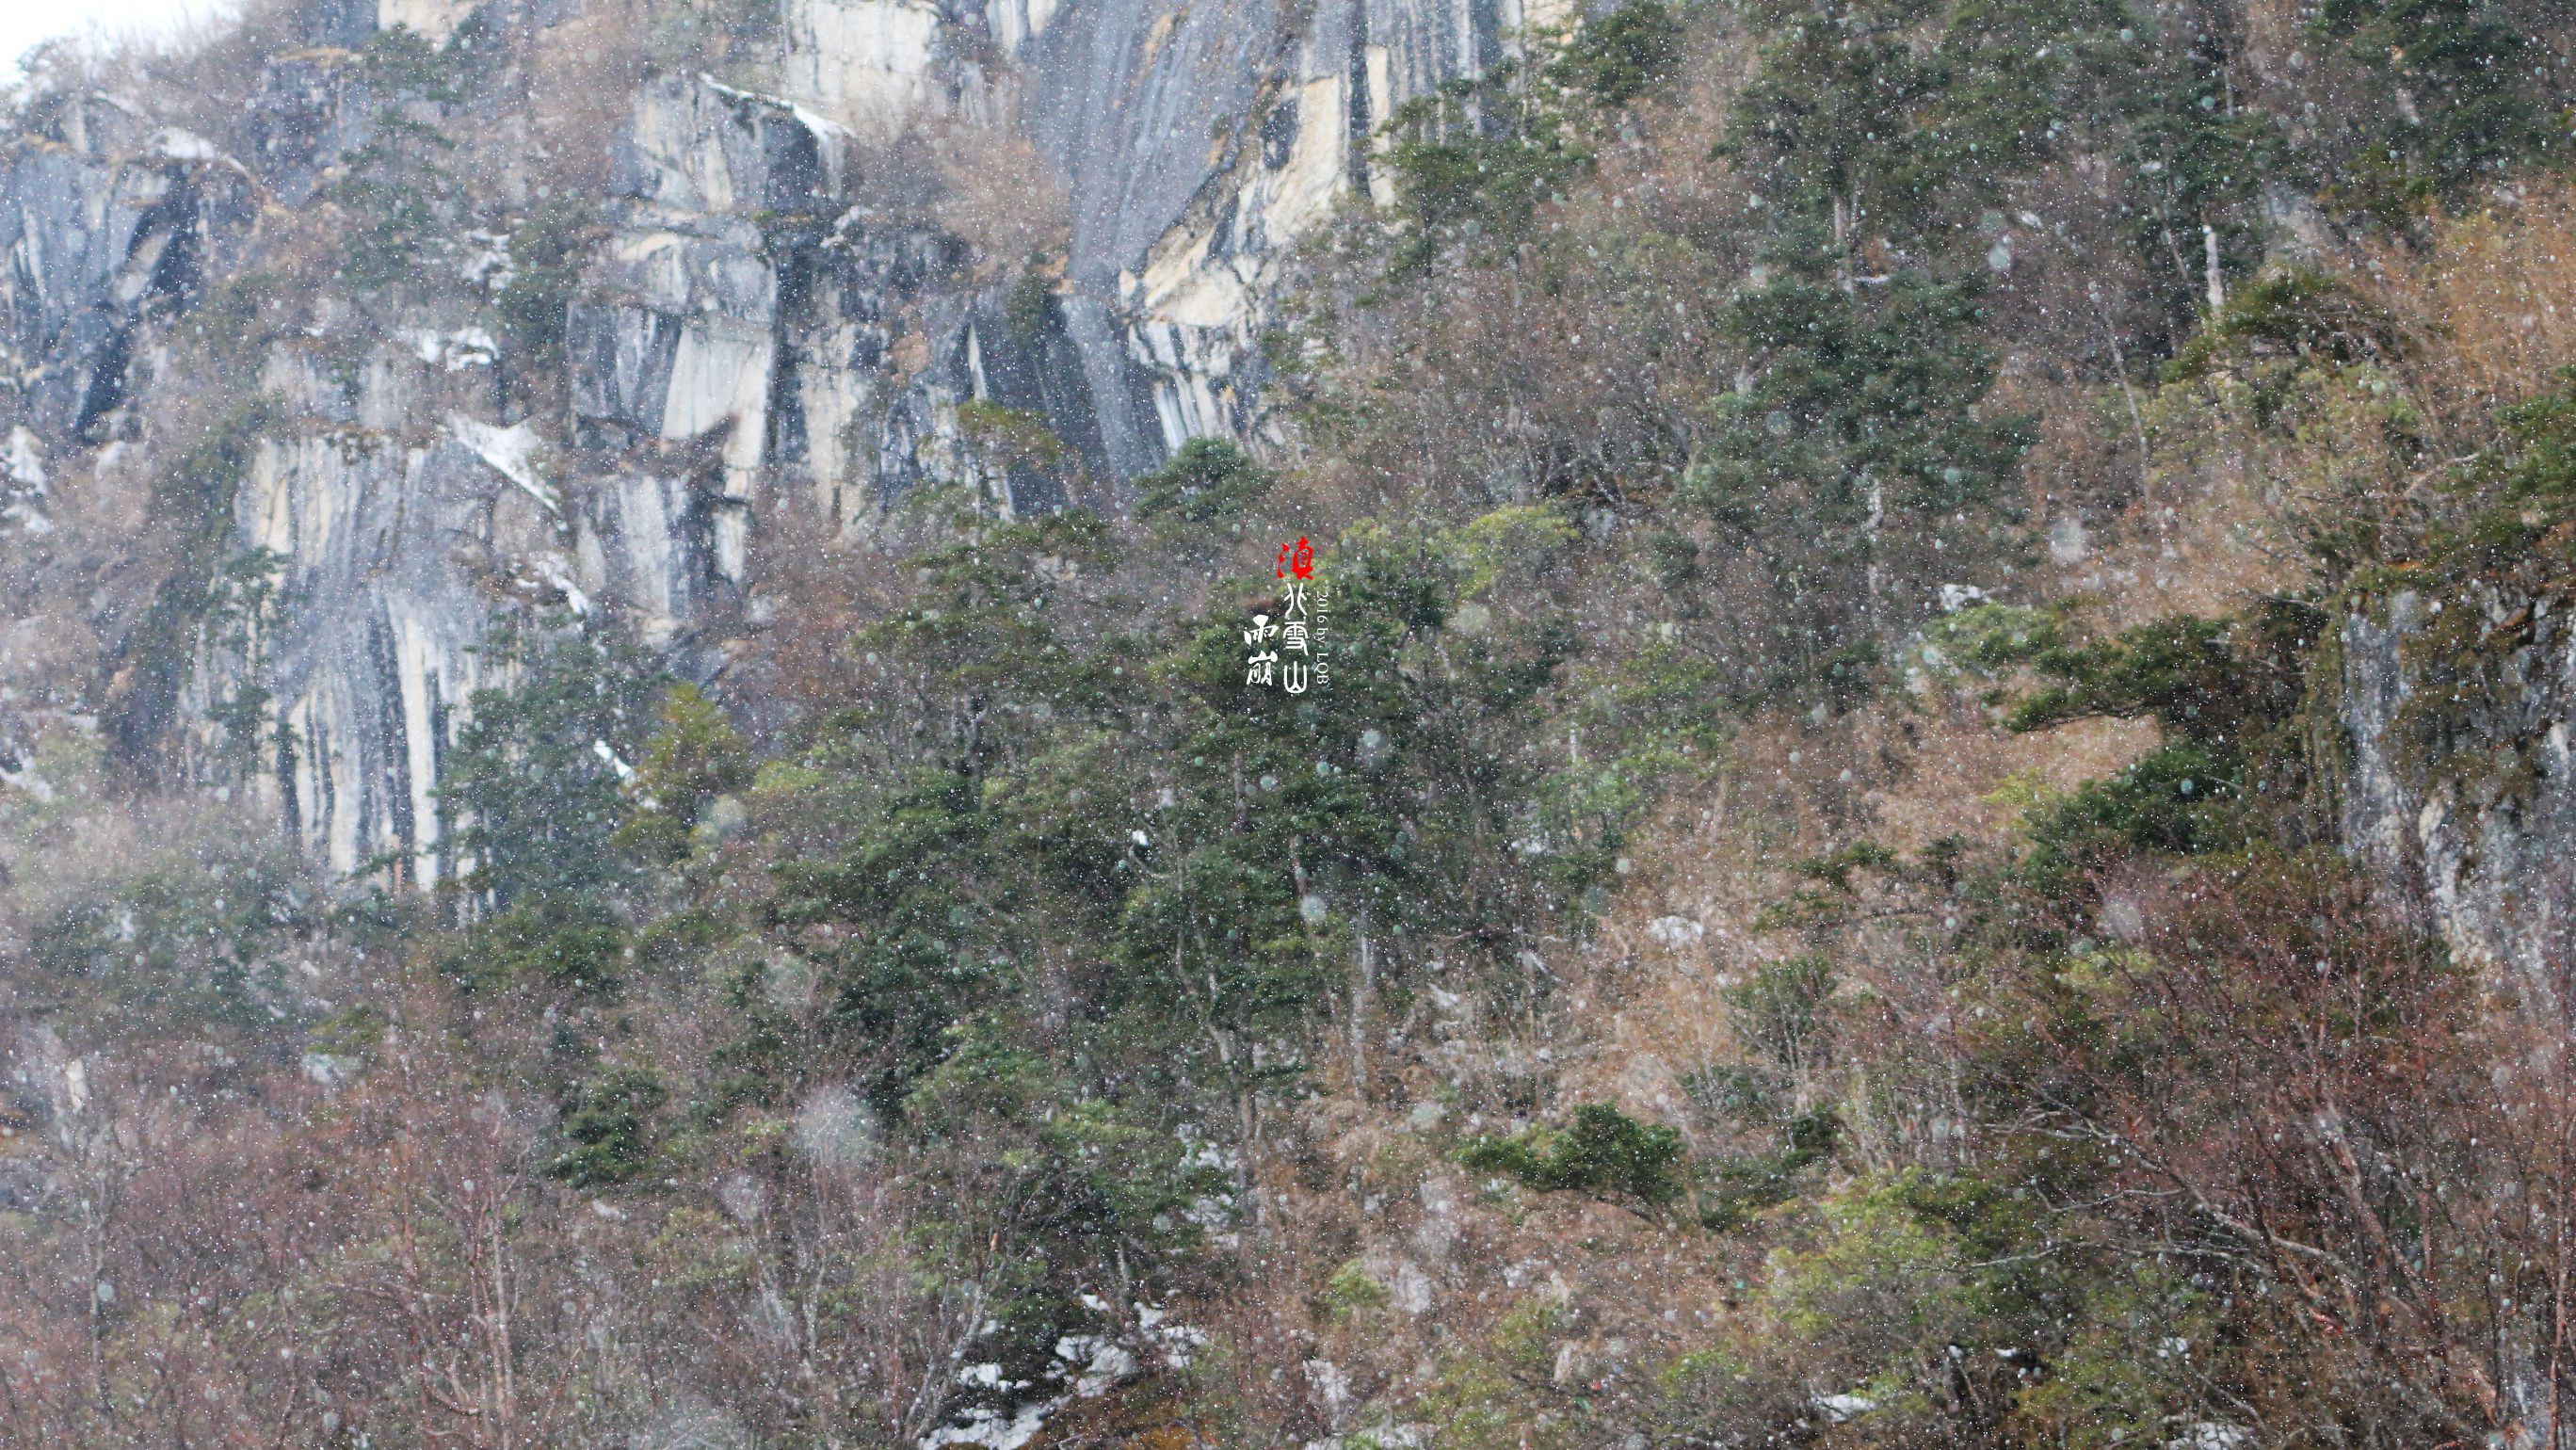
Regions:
[[445, 413, 561, 517]]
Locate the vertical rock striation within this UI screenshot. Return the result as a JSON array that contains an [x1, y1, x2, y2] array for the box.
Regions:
[[0, 0, 1552, 878]]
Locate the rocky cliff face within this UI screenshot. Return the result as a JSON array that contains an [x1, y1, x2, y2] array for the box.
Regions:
[[2340, 589, 2576, 1015], [0, 93, 252, 448], [0, 0, 1559, 883]]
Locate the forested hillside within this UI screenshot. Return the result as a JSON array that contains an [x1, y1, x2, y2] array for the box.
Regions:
[[3, 0, 2576, 1445]]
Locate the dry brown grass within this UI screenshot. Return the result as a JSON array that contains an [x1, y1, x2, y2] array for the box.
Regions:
[[1556, 698, 2155, 1144], [2362, 181, 2576, 431], [2047, 183, 2576, 610], [923, 122, 1071, 270], [2085, 441, 2310, 627], [523, 0, 653, 199]]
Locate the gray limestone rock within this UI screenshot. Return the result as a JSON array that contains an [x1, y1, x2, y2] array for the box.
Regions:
[[0, 0, 1554, 878], [2340, 592, 2576, 1014]]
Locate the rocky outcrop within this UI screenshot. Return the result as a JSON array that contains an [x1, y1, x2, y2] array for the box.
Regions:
[[0, 0, 1562, 880], [1023, 0, 1577, 460], [242, 48, 378, 207], [574, 72, 1125, 545], [774, 0, 1576, 472], [220, 415, 538, 883], [781, 0, 962, 144], [2339, 589, 2576, 1014], [0, 92, 252, 446]]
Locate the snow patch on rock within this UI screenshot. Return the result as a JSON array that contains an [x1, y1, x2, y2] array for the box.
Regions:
[[151, 127, 223, 163], [920, 1400, 1049, 1449], [446, 413, 560, 517], [404, 327, 498, 371], [1816, 1393, 1877, 1423], [1647, 915, 1705, 947]]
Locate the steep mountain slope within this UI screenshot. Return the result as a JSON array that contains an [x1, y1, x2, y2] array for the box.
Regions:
[[0, 0, 1546, 878], [3, 0, 2576, 1446]]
